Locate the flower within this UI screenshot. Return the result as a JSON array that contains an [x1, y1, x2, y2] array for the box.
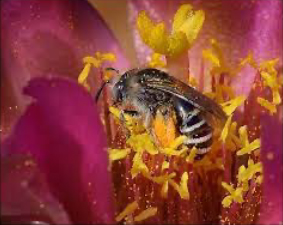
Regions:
[[1, 0, 282, 224]]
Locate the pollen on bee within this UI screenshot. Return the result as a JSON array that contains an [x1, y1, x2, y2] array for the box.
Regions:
[[152, 111, 177, 148]]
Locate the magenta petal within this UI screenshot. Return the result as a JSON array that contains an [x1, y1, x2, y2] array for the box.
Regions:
[[259, 114, 283, 224], [1, 0, 129, 136], [3, 77, 114, 224], [1, 154, 70, 224]]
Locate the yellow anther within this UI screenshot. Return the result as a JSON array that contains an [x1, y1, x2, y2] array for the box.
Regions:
[[186, 147, 197, 163], [237, 139, 260, 156], [221, 96, 246, 116], [78, 63, 92, 90], [145, 172, 176, 184], [115, 201, 139, 222], [134, 207, 158, 222], [259, 58, 279, 74], [108, 148, 131, 161], [169, 135, 187, 149], [78, 53, 116, 89], [161, 161, 170, 171], [202, 49, 220, 67], [257, 97, 277, 115], [188, 76, 198, 88], [131, 151, 149, 178], [160, 147, 187, 156], [220, 114, 233, 143], [238, 52, 258, 70], [161, 181, 169, 198], [169, 172, 190, 200], [83, 56, 101, 67], [221, 182, 244, 208], [137, 4, 204, 57], [239, 125, 249, 147], [148, 53, 166, 68], [127, 133, 158, 155], [238, 159, 262, 182]]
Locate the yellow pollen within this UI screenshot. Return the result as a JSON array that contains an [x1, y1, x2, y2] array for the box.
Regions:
[[169, 172, 190, 200], [221, 96, 246, 116], [78, 52, 116, 90], [221, 182, 244, 208], [131, 151, 149, 178], [109, 148, 131, 161], [134, 207, 158, 222], [115, 201, 139, 222], [237, 139, 260, 156], [186, 147, 197, 163], [161, 161, 170, 171], [257, 97, 277, 115], [153, 111, 176, 148], [148, 53, 166, 68], [220, 114, 233, 143]]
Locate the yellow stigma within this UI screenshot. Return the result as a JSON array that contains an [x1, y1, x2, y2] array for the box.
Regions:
[[148, 53, 166, 68], [136, 4, 205, 58], [77, 52, 116, 90]]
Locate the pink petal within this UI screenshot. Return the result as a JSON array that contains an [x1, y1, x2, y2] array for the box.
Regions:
[[259, 114, 283, 224], [1, 0, 129, 137], [3, 77, 115, 224], [1, 154, 70, 224]]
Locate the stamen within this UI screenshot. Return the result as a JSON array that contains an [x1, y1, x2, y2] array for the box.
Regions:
[[221, 95, 246, 116], [109, 148, 131, 161], [115, 201, 139, 222], [134, 207, 158, 222], [257, 97, 277, 115]]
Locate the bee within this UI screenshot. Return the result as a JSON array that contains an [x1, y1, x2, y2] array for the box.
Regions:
[[96, 68, 227, 156]]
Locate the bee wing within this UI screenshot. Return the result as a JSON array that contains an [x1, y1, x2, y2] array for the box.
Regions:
[[145, 77, 227, 123]]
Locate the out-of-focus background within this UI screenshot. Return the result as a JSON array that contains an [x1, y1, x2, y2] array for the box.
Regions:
[[89, 0, 138, 65]]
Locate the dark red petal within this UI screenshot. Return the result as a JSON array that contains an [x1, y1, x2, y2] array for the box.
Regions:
[[3, 77, 115, 224]]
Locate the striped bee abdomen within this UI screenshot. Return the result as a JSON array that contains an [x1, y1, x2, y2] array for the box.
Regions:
[[174, 98, 213, 154]]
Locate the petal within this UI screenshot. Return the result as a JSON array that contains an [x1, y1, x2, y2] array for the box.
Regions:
[[1, 0, 129, 136], [259, 114, 283, 224], [1, 154, 70, 224], [3, 77, 115, 224]]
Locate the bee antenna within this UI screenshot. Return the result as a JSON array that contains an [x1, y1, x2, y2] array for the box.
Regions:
[[95, 80, 110, 103], [105, 67, 119, 74]]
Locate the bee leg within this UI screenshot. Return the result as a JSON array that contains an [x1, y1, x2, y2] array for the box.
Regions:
[[119, 110, 140, 138]]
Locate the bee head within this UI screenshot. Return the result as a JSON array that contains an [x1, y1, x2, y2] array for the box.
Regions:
[[112, 72, 129, 104]]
